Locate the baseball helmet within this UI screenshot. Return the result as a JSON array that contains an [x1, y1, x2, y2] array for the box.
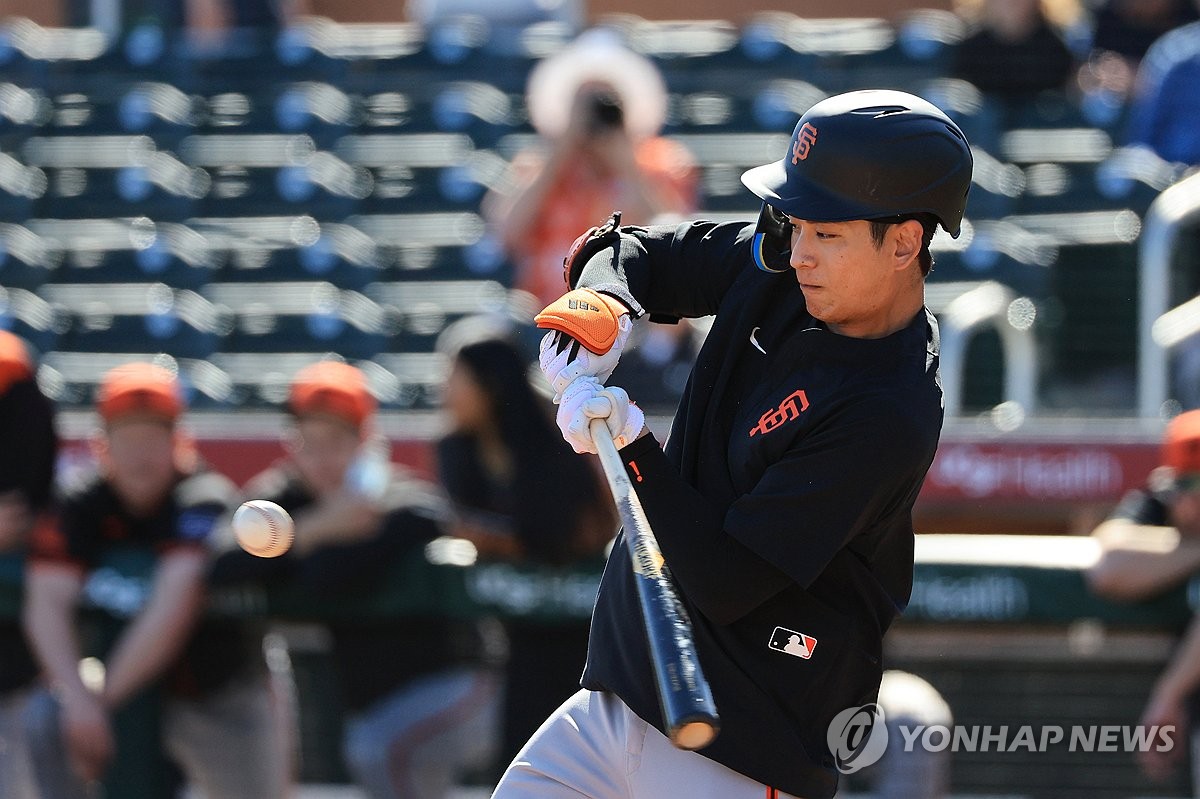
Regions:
[[741, 89, 973, 272]]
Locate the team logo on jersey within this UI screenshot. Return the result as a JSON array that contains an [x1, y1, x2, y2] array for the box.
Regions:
[[768, 626, 817, 659], [791, 123, 819, 163], [749, 389, 809, 437]]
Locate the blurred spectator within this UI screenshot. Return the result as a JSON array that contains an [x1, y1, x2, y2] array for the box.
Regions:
[[21, 363, 288, 798], [951, 0, 1080, 106], [1081, 0, 1198, 101], [0, 332, 56, 799], [211, 360, 502, 799], [1123, 0, 1200, 165], [482, 29, 699, 308], [436, 338, 615, 774], [1086, 409, 1200, 788]]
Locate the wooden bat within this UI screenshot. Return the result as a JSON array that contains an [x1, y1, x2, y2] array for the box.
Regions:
[[588, 418, 720, 750]]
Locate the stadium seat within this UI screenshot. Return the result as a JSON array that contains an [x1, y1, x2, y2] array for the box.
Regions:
[[1000, 127, 1117, 214], [665, 132, 788, 212], [38, 282, 228, 358], [0, 224, 58, 290], [37, 350, 229, 409], [23, 135, 202, 221], [369, 351, 451, 409], [270, 81, 356, 145], [208, 351, 371, 408], [348, 211, 490, 279], [0, 148, 46, 228], [945, 219, 1058, 299], [27, 218, 216, 288], [192, 215, 381, 288], [0, 285, 61, 355], [202, 280, 388, 357], [333, 133, 496, 214], [1003, 209, 1143, 410], [180, 133, 368, 218], [364, 279, 511, 351]]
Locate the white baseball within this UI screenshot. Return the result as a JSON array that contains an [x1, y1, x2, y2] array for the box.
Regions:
[[232, 500, 294, 558]]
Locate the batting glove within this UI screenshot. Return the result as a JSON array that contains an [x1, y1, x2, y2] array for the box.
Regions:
[[536, 288, 633, 399], [556, 376, 645, 455]]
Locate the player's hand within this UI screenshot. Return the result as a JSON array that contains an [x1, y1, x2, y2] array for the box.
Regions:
[[536, 288, 632, 399], [556, 376, 645, 454], [61, 691, 114, 782], [1136, 685, 1188, 782]]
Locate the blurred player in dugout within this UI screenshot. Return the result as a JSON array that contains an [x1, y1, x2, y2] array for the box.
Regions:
[[1088, 409, 1200, 792], [0, 331, 57, 798], [209, 360, 502, 799], [21, 362, 289, 798]]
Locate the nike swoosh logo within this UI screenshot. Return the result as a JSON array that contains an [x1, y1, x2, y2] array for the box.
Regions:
[[750, 326, 766, 355]]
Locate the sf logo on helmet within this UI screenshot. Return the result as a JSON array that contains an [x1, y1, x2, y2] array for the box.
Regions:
[[791, 123, 819, 164]]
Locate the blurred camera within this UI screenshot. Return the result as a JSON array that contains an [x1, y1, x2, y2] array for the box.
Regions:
[[586, 91, 624, 133]]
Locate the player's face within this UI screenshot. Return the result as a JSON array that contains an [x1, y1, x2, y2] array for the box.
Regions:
[[1169, 473, 1200, 537], [287, 415, 361, 496], [787, 217, 920, 338], [102, 417, 178, 516]]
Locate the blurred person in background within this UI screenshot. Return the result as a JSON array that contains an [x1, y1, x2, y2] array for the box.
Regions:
[[482, 29, 699, 309], [21, 362, 288, 798], [1087, 409, 1200, 790], [210, 360, 502, 799], [0, 331, 57, 799], [951, 0, 1080, 108], [437, 337, 615, 776], [1081, 0, 1198, 101], [1122, 0, 1200, 165]]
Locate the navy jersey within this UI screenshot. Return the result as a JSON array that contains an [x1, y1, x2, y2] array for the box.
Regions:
[[29, 467, 264, 698], [576, 220, 944, 798]]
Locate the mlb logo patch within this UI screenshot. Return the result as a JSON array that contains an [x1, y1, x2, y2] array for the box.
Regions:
[[769, 626, 817, 659]]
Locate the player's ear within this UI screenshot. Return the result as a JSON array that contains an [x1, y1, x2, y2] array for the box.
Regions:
[[891, 219, 923, 271]]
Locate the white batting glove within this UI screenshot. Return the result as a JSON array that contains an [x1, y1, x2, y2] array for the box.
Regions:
[[538, 314, 632, 400], [556, 376, 645, 455]]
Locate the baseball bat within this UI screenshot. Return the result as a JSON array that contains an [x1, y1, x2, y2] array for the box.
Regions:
[[588, 418, 720, 751]]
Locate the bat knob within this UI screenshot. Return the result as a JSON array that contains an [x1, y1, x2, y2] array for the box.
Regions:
[[671, 720, 719, 751]]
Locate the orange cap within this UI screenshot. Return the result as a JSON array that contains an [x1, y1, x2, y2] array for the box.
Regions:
[[1163, 410, 1200, 473], [287, 361, 376, 429], [97, 362, 184, 423], [0, 331, 33, 396]]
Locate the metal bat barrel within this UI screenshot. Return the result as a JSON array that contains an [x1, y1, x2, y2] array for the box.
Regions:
[[589, 419, 720, 750]]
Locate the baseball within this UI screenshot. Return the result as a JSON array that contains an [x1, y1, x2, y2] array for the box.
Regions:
[[232, 500, 294, 558]]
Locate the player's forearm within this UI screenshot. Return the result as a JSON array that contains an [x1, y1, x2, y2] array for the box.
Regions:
[[1086, 521, 1200, 600], [101, 552, 206, 708], [1153, 613, 1200, 703], [22, 571, 90, 699], [620, 434, 790, 625]]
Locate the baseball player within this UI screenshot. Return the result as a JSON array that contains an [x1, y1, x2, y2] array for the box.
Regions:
[[492, 89, 973, 799]]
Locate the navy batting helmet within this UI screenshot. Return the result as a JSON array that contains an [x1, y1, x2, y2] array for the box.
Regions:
[[741, 89, 973, 272]]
